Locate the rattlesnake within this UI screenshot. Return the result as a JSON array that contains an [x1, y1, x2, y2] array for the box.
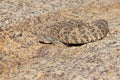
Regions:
[[37, 19, 109, 45]]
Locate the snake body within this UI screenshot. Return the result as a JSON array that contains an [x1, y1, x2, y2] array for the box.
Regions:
[[38, 19, 109, 44]]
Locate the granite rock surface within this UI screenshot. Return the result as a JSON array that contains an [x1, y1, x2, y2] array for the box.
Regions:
[[0, 0, 120, 80]]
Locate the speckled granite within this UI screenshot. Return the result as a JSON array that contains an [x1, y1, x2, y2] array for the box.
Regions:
[[0, 0, 120, 80]]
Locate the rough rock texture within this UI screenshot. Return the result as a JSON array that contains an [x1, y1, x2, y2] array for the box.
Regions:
[[0, 0, 120, 80]]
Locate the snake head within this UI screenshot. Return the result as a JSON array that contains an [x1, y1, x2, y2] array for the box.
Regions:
[[38, 35, 55, 44]]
